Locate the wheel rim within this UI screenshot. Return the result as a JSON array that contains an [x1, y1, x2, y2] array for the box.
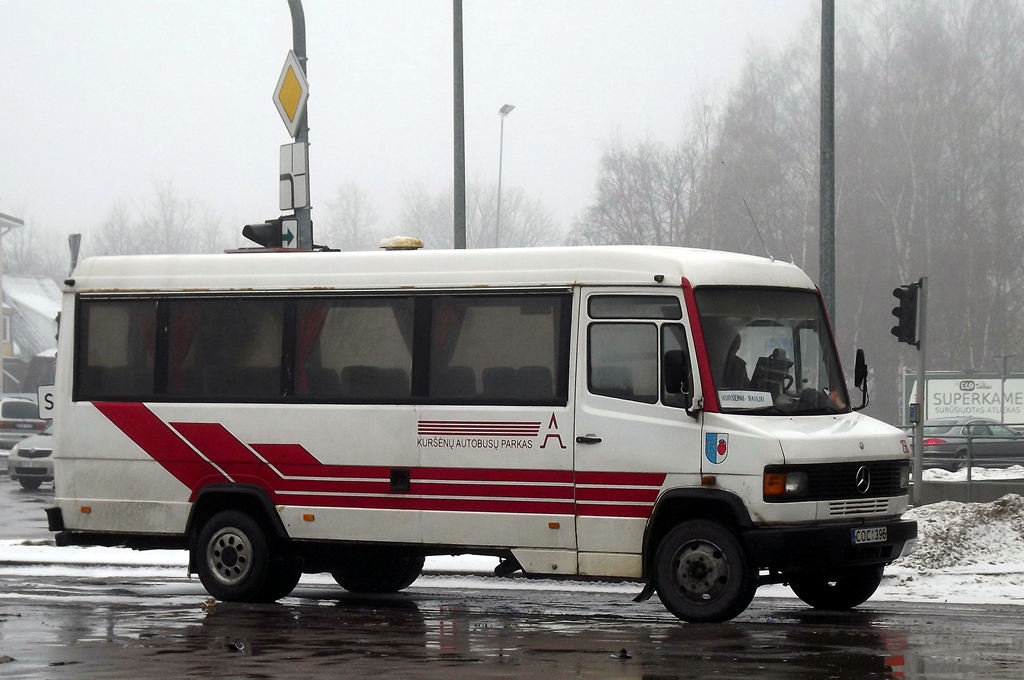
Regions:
[[671, 539, 730, 603], [206, 526, 254, 587]]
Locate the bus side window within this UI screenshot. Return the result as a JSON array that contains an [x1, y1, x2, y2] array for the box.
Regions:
[[588, 323, 658, 404], [76, 300, 156, 399]]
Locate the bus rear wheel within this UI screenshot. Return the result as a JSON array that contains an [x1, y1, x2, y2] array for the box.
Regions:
[[196, 510, 272, 602], [331, 548, 424, 593], [258, 555, 304, 602], [653, 520, 757, 623], [789, 565, 884, 610]]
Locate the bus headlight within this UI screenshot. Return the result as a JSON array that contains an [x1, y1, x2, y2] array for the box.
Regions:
[[763, 471, 809, 499]]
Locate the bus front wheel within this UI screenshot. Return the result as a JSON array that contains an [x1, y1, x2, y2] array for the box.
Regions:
[[196, 510, 272, 602], [789, 565, 884, 610], [653, 520, 758, 623]]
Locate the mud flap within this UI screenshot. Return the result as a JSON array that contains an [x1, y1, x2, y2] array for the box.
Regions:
[[633, 579, 656, 602]]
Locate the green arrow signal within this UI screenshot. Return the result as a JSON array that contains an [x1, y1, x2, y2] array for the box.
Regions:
[[282, 227, 294, 246]]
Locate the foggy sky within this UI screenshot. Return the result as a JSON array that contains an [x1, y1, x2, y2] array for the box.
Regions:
[[0, 0, 811, 247]]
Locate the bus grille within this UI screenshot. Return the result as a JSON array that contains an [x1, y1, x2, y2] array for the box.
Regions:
[[765, 460, 908, 502]]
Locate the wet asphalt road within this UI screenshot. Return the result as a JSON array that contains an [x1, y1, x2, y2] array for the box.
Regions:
[[3, 476, 1024, 679]]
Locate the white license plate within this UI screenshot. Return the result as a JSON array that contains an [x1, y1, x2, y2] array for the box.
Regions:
[[852, 526, 887, 545], [14, 423, 34, 430], [21, 460, 44, 468]]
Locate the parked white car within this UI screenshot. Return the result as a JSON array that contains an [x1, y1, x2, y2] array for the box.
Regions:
[[7, 424, 52, 490]]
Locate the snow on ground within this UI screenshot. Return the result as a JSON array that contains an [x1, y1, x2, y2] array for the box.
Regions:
[[2, 494, 1024, 605], [923, 464, 1024, 481]]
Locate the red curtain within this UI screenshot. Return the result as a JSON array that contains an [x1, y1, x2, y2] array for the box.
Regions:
[[296, 302, 329, 394]]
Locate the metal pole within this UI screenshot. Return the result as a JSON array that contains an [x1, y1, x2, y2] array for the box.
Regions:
[[994, 354, 1016, 424], [912, 276, 927, 504], [453, 0, 467, 249], [495, 105, 514, 248], [496, 114, 505, 248], [287, 0, 313, 250], [819, 0, 836, 323]]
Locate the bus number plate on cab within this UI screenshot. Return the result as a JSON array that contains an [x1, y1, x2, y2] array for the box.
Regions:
[[851, 526, 887, 545]]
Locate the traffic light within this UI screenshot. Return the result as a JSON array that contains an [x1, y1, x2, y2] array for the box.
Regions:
[[242, 217, 297, 248], [891, 283, 919, 346]]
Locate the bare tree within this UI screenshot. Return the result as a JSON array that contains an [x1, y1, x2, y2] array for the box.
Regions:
[[321, 182, 380, 251], [400, 182, 559, 249], [573, 0, 1024, 422], [96, 200, 141, 256], [2, 211, 67, 278], [89, 181, 230, 257]]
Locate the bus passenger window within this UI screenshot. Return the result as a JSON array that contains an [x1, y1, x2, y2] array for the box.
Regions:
[[428, 294, 568, 404], [76, 300, 156, 399], [297, 297, 414, 401], [166, 299, 284, 399]]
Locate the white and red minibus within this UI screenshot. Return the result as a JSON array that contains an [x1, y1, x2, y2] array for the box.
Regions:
[[46, 244, 916, 622]]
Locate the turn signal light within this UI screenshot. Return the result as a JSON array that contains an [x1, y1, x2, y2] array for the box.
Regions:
[[763, 471, 809, 498]]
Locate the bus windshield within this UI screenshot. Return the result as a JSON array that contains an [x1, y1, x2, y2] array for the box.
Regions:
[[695, 287, 849, 416]]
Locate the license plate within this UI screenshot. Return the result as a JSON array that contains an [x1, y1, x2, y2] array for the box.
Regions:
[[21, 460, 43, 468], [852, 526, 887, 545], [14, 423, 33, 430]]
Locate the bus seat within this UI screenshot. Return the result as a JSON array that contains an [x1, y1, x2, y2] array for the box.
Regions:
[[516, 365, 553, 399], [434, 365, 476, 398], [341, 365, 381, 398], [482, 367, 517, 398], [306, 368, 342, 396], [378, 368, 410, 398]]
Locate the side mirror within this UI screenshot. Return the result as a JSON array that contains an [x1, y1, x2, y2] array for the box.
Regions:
[[853, 348, 869, 411], [663, 349, 697, 417]]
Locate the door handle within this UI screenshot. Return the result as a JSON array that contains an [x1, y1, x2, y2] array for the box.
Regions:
[[576, 434, 602, 444]]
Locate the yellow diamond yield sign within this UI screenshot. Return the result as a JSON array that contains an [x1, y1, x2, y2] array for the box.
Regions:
[[274, 50, 309, 138]]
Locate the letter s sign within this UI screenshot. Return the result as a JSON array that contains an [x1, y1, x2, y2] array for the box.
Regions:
[[37, 385, 56, 419]]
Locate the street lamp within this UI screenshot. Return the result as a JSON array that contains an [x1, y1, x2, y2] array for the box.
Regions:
[[495, 104, 515, 248]]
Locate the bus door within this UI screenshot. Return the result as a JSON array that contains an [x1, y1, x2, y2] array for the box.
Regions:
[[574, 289, 703, 577]]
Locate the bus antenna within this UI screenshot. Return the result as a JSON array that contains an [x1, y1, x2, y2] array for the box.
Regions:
[[743, 198, 773, 262]]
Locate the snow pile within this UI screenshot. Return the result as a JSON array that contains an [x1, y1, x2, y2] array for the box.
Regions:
[[923, 465, 1024, 481], [895, 494, 1024, 571]]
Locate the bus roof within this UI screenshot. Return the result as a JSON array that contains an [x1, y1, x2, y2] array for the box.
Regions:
[[67, 245, 815, 294]]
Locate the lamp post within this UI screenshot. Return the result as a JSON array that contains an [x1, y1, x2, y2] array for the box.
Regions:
[[495, 104, 515, 248], [994, 354, 1017, 425]]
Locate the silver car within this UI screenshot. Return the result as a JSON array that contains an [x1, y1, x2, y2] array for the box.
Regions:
[[6, 425, 52, 490], [0, 397, 47, 450], [922, 418, 1024, 471]]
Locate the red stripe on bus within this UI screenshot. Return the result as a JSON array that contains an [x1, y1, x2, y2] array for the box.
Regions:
[[94, 402, 228, 490], [95, 407, 664, 519], [278, 493, 575, 515], [575, 471, 666, 487], [415, 481, 574, 500], [418, 467, 574, 484], [171, 422, 288, 497], [251, 444, 393, 479]]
